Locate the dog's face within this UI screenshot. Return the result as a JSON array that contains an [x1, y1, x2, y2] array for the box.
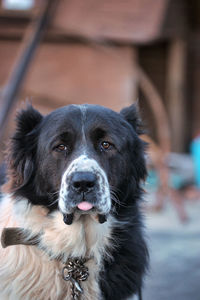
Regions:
[[7, 104, 146, 224]]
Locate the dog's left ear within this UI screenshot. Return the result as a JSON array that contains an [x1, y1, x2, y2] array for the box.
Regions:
[[120, 104, 143, 135], [120, 104, 147, 181]]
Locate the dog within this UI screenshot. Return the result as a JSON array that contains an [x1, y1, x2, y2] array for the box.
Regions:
[[0, 104, 148, 300]]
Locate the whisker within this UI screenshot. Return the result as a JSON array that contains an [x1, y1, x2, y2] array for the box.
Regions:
[[110, 187, 133, 208], [47, 198, 59, 207], [47, 191, 60, 196], [46, 190, 60, 207], [109, 185, 123, 196], [110, 190, 127, 208]]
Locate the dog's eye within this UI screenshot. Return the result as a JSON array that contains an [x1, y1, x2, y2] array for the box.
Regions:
[[55, 144, 67, 152], [101, 141, 111, 150]]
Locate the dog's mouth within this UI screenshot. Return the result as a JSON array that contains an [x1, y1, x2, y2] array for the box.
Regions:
[[62, 201, 108, 225]]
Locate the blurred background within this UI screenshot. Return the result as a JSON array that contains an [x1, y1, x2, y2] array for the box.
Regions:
[[0, 0, 200, 299]]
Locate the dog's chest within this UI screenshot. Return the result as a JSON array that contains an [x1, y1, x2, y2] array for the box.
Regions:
[[0, 198, 114, 300], [0, 245, 101, 300]]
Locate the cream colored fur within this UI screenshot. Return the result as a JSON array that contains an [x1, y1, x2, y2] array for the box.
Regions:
[[0, 195, 117, 300]]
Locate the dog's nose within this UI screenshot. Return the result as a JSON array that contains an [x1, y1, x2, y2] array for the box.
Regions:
[[71, 172, 97, 193]]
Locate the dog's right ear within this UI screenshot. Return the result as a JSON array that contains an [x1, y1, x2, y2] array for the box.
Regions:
[[7, 105, 43, 190], [15, 104, 43, 136]]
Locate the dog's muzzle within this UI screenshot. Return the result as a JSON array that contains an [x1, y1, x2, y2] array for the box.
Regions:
[[58, 155, 111, 225]]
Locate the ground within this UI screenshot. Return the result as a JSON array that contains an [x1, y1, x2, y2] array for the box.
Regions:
[[142, 195, 200, 300]]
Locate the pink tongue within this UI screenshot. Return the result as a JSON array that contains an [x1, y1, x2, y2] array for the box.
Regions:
[[77, 201, 93, 211]]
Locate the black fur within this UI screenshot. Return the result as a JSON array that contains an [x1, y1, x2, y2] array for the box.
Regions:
[[7, 104, 148, 300]]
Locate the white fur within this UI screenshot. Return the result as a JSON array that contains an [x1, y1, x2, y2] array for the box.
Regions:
[[0, 194, 118, 300], [59, 155, 111, 215]]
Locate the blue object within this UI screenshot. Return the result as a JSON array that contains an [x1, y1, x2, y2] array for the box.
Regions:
[[190, 135, 200, 188], [146, 169, 186, 191]]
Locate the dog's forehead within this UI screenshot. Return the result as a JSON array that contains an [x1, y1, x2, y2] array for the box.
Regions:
[[83, 104, 121, 125], [42, 105, 82, 130], [41, 104, 123, 135]]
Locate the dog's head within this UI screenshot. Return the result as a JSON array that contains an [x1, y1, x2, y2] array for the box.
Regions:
[[6, 104, 146, 224]]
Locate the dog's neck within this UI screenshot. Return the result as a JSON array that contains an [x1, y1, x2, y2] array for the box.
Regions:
[[11, 197, 115, 265]]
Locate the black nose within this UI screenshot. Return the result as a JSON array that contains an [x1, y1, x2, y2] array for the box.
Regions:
[[71, 172, 97, 193]]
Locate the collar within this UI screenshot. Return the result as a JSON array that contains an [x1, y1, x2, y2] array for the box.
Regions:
[[1, 227, 39, 248]]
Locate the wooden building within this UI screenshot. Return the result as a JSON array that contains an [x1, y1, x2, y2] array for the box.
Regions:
[[0, 0, 200, 159]]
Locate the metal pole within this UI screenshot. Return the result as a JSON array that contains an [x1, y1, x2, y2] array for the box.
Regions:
[[0, 0, 58, 140]]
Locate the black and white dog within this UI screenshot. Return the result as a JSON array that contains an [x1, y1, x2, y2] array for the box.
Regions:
[[0, 104, 148, 300]]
